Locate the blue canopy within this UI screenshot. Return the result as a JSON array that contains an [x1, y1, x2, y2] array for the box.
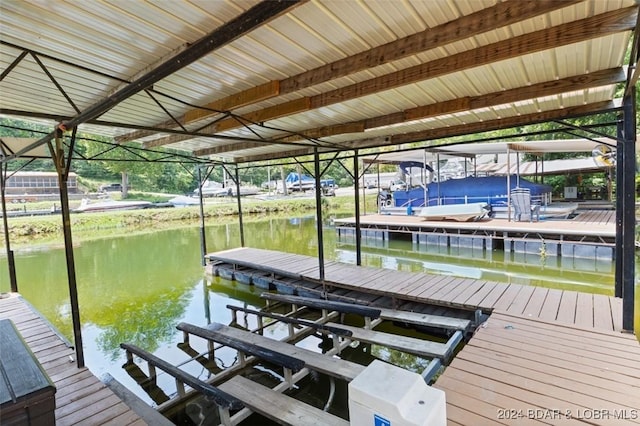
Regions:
[[393, 175, 552, 207]]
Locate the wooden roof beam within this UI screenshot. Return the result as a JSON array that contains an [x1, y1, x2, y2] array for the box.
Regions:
[[278, 0, 580, 92], [213, 97, 311, 133], [233, 101, 618, 163], [310, 7, 637, 107], [387, 101, 619, 147], [270, 67, 625, 144], [194, 67, 622, 158], [116, 0, 577, 143], [210, 7, 636, 135]]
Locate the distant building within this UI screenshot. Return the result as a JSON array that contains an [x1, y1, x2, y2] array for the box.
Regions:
[[4, 171, 78, 195]]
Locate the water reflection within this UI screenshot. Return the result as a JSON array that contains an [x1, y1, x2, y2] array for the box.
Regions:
[[0, 215, 622, 408]]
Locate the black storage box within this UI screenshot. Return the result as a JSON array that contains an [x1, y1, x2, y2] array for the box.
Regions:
[[0, 319, 56, 425]]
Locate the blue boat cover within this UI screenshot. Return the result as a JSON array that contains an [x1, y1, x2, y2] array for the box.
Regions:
[[393, 175, 552, 207]]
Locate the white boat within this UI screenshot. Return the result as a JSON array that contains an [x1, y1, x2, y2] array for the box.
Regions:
[[491, 202, 578, 220], [168, 195, 200, 207], [75, 198, 152, 213], [418, 202, 490, 222]]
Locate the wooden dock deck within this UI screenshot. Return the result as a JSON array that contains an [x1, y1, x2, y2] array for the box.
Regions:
[[334, 211, 616, 260], [335, 210, 616, 237], [0, 293, 151, 426], [208, 247, 640, 425], [434, 310, 640, 425], [208, 247, 623, 332]]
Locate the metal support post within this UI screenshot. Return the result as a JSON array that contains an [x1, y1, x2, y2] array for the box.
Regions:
[[235, 166, 245, 247], [50, 126, 85, 367], [614, 122, 624, 298], [313, 149, 325, 283], [197, 167, 207, 266], [0, 168, 17, 292], [353, 150, 362, 266], [621, 91, 636, 331]]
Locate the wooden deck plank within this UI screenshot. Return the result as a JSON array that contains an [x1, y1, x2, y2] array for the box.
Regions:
[[209, 248, 623, 332], [467, 336, 638, 380], [219, 375, 349, 426], [435, 311, 640, 426], [390, 275, 436, 296], [335, 212, 616, 239], [201, 323, 365, 382], [474, 324, 640, 369], [491, 284, 525, 311], [520, 286, 548, 318], [555, 291, 578, 324], [0, 294, 145, 426], [414, 275, 458, 299], [366, 270, 415, 292], [429, 277, 477, 304], [457, 346, 640, 408], [326, 322, 450, 359], [404, 274, 450, 297], [445, 403, 503, 426], [472, 282, 508, 310], [487, 312, 640, 352], [466, 336, 640, 387], [448, 280, 489, 308], [504, 285, 536, 315], [377, 307, 470, 331], [382, 273, 428, 294], [101, 409, 145, 426], [448, 357, 639, 424], [471, 321, 640, 374], [353, 269, 397, 289], [536, 288, 563, 322], [58, 395, 130, 425], [435, 378, 548, 426], [439, 367, 595, 425], [574, 292, 594, 328], [610, 296, 623, 332], [593, 294, 614, 330]]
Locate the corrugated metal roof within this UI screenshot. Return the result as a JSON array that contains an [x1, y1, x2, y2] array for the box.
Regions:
[[1, 0, 637, 164]]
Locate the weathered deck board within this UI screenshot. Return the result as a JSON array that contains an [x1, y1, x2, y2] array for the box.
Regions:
[[520, 286, 548, 317], [208, 247, 624, 332], [219, 375, 349, 426], [0, 294, 145, 426], [436, 376, 551, 426], [576, 210, 616, 225], [199, 322, 365, 382], [434, 311, 640, 426], [325, 322, 451, 359], [447, 280, 490, 307], [536, 287, 563, 321], [504, 285, 536, 315]]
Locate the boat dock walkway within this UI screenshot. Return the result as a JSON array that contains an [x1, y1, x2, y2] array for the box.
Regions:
[[435, 310, 640, 425], [207, 247, 623, 332], [0, 293, 167, 426], [334, 210, 616, 260]]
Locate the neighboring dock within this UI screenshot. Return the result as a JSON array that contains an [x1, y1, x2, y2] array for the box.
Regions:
[[0, 293, 165, 426], [334, 210, 616, 260]]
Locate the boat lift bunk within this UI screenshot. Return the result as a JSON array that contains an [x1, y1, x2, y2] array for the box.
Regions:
[[120, 291, 471, 424]]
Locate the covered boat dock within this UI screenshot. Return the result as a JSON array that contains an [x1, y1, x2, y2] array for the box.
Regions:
[[1, 0, 638, 424]]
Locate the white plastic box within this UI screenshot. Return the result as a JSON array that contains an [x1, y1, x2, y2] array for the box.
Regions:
[[348, 360, 446, 426]]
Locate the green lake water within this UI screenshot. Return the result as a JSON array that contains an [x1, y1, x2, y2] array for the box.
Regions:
[[0, 214, 636, 416]]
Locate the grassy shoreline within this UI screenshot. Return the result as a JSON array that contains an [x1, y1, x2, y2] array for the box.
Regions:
[[3, 194, 375, 248]]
